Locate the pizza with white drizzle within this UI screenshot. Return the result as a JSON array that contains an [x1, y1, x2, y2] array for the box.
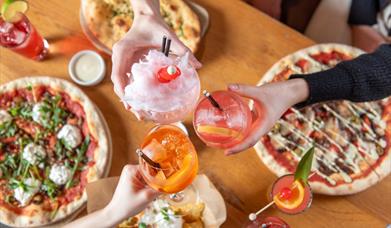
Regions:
[[255, 44, 391, 195], [0, 77, 109, 226]]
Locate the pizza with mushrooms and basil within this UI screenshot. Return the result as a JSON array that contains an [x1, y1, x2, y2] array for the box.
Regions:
[[255, 44, 391, 195], [0, 77, 109, 227]]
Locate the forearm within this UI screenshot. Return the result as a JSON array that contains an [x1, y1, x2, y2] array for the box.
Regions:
[[64, 205, 124, 228], [130, 0, 160, 16], [351, 25, 387, 52], [291, 44, 391, 107], [280, 78, 310, 107]]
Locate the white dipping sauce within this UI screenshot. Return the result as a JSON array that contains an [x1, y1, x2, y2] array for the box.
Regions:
[[69, 50, 106, 86], [74, 54, 101, 82]]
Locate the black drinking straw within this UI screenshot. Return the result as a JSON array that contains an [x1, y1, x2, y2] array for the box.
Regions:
[[162, 36, 167, 53], [203, 90, 223, 111], [164, 39, 171, 57], [136, 149, 161, 169]]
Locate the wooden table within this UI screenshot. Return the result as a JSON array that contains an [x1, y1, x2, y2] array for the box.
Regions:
[[1, 0, 390, 227]]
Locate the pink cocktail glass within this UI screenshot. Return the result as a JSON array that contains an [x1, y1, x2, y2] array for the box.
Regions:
[[193, 90, 252, 149]]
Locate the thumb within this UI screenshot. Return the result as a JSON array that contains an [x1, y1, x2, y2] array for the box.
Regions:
[[228, 83, 260, 99], [170, 37, 202, 69]]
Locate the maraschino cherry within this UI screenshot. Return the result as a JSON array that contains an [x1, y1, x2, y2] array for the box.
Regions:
[[279, 187, 293, 200], [157, 65, 181, 83]]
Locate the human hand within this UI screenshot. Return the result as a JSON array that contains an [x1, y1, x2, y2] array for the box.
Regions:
[[111, 0, 202, 108], [225, 79, 309, 155], [351, 25, 387, 53], [64, 165, 159, 228], [105, 165, 160, 222]]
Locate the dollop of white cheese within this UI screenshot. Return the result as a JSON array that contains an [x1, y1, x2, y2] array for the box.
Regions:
[[49, 164, 72, 185], [57, 124, 82, 148], [140, 199, 183, 228], [23, 143, 46, 165], [32, 102, 50, 126], [0, 110, 12, 125], [13, 178, 41, 207]]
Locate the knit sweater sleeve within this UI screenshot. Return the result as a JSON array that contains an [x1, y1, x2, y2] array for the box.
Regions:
[[290, 44, 391, 108]]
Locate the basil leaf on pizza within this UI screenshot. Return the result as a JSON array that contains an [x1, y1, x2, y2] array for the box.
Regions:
[[0, 77, 109, 227]]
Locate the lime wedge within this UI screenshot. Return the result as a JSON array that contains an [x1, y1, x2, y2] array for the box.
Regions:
[[2, 1, 29, 22]]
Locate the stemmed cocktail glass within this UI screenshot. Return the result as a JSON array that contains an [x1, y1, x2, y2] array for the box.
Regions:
[[137, 125, 199, 203]]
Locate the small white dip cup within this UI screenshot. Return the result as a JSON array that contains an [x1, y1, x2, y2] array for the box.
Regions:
[[68, 50, 106, 86]]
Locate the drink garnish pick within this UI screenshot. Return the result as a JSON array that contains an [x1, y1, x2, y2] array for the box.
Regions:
[[136, 149, 161, 169], [203, 90, 223, 111], [248, 147, 315, 221]]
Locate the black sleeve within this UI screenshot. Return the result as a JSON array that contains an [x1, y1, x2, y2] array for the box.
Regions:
[[291, 44, 391, 108], [348, 0, 379, 25]]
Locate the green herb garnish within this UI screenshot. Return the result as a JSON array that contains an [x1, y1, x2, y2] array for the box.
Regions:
[[65, 137, 90, 189], [138, 223, 147, 228], [294, 147, 315, 183], [161, 207, 170, 221], [0, 121, 17, 137], [42, 179, 58, 199]]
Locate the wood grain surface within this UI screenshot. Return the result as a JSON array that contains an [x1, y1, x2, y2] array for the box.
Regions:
[[0, 0, 390, 227]]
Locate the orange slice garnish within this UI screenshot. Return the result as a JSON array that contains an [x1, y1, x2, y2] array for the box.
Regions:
[[197, 125, 240, 137], [273, 180, 305, 210]]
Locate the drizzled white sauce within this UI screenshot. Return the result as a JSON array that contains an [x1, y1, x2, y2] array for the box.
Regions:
[[270, 100, 388, 186]]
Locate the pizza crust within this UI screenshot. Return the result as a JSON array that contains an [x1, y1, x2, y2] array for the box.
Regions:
[[0, 77, 109, 227], [260, 43, 365, 84], [255, 43, 391, 195]]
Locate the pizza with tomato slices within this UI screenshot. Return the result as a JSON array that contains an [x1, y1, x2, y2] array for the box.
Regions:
[[0, 77, 109, 226], [255, 44, 391, 195]]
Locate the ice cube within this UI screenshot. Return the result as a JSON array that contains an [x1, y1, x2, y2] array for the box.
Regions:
[[12, 30, 25, 44], [155, 170, 167, 181], [143, 139, 167, 163], [161, 162, 176, 178], [0, 22, 13, 33]]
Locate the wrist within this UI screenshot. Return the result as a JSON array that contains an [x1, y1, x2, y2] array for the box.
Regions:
[[285, 78, 309, 106], [100, 202, 124, 227]]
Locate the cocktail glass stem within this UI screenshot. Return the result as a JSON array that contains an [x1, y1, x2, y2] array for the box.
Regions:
[[169, 191, 185, 202]]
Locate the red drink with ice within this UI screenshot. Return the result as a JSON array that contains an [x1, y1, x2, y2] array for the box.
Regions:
[[0, 14, 48, 60], [193, 90, 252, 149]]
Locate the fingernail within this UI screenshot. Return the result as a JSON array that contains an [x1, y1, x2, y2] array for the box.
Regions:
[[224, 150, 232, 156], [228, 84, 239, 91]]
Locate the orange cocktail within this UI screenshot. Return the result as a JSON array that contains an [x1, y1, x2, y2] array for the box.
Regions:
[[138, 125, 198, 193]]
